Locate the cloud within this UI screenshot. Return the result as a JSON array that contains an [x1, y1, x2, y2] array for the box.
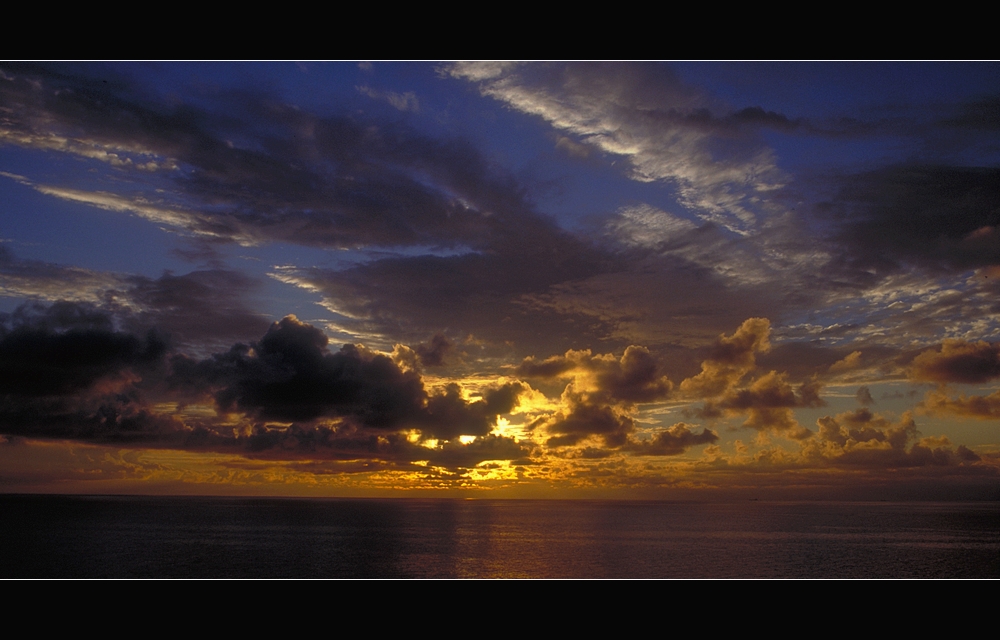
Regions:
[[669, 318, 825, 438], [680, 317, 771, 398], [414, 333, 453, 367], [537, 393, 636, 448], [170, 315, 526, 440], [0, 302, 176, 442], [171, 315, 427, 425], [122, 269, 271, 351], [0, 248, 271, 351], [919, 387, 1000, 420], [357, 85, 420, 112], [0, 64, 551, 253], [826, 165, 1000, 274], [516, 344, 672, 403], [422, 434, 531, 469], [829, 350, 863, 373], [703, 371, 822, 438], [449, 61, 787, 234], [0, 302, 166, 398], [421, 381, 525, 440], [0, 245, 126, 303], [0, 65, 834, 362], [808, 409, 981, 468], [0, 307, 532, 467], [856, 385, 875, 406], [940, 96, 1000, 131], [910, 339, 1000, 384], [626, 422, 718, 456], [515, 346, 677, 450], [272, 232, 605, 352]]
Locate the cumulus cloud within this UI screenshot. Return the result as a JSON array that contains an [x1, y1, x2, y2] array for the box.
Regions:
[[680, 317, 771, 398], [516, 345, 672, 403], [808, 409, 980, 468], [535, 391, 636, 448], [0, 303, 166, 398], [626, 422, 718, 456], [0, 307, 531, 468], [829, 351, 863, 373], [910, 339, 1000, 384], [169, 315, 527, 441], [415, 333, 453, 367], [513, 344, 680, 449], [0, 302, 175, 442], [671, 318, 825, 438], [700, 371, 821, 438], [856, 385, 875, 406], [919, 387, 1000, 420]]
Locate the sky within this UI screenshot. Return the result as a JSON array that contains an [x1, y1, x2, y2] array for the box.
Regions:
[[1, 61, 999, 499]]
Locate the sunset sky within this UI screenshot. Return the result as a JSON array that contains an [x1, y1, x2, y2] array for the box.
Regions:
[[2, 61, 999, 499]]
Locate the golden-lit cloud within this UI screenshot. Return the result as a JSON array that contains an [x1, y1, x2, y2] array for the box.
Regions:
[[680, 317, 770, 398], [919, 387, 1000, 419], [910, 339, 1000, 384]]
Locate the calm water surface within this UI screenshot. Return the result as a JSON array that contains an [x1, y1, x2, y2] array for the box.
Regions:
[[1, 495, 997, 578]]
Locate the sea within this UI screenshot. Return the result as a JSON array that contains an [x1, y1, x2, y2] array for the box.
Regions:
[[1, 495, 997, 578]]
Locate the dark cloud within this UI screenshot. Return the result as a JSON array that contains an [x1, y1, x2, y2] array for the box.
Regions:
[[910, 339, 1000, 384], [280, 235, 606, 354], [415, 333, 453, 367], [856, 385, 875, 406], [596, 346, 673, 402], [720, 372, 824, 412], [941, 96, 1000, 131], [0, 63, 555, 253], [122, 269, 271, 351], [515, 353, 578, 379], [626, 422, 718, 456], [516, 345, 672, 404], [542, 400, 634, 448], [170, 315, 426, 425], [423, 434, 531, 468], [0, 302, 166, 398], [421, 382, 525, 440], [186, 422, 532, 470], [0, 307, 530, 466], [826, 165, 1000, 273], [1, 300, 116, 334], [0, 247, 269, 351], [0, 302, 177, 442], [170, 315, 524, 439], [726, 106, 800, 132]]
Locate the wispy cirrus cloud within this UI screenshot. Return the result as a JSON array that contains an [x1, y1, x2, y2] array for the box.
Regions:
[[449, 62, 787, 234]]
